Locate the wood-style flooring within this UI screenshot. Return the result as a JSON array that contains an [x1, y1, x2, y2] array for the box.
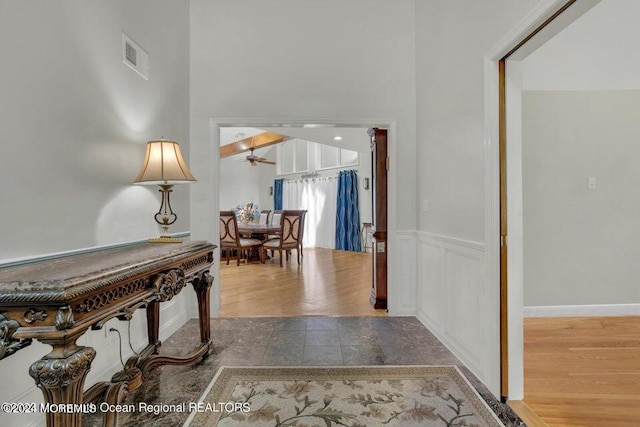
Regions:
[[219, 247, 386, 317], [522, 316, 640, 427]]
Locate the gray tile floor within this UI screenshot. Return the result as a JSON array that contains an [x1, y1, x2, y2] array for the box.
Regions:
[[86, 317, 525, 426]]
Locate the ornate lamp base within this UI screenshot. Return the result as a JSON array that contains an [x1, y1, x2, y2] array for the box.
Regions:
[[148, 183, 183, 243]]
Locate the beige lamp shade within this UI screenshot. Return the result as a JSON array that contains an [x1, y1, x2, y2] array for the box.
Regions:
[[133, 140, 196, 184]]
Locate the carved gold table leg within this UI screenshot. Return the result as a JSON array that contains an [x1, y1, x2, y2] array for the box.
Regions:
[[29, 343, 96, 427]]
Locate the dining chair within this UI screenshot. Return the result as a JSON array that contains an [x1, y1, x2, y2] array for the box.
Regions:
[[270, 210, 282, 227], [267, 210, 283, 257], [284, 210, 307, 261], [297, 210, 307, 261], [219, 211, 264, 265], [262, 210, 306, 267], [259, 210, 271, 225]]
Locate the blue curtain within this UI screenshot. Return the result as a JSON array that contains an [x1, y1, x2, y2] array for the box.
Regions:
[[335, 170, 361, 251], [274, 179, 284, 210]]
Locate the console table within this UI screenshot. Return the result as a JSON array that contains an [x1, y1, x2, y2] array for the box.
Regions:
[[0, 241, 216, 427]]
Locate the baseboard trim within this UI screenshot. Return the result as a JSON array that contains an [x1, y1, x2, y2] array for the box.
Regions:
[[508, 400, 549, 427], [524, 303, 640, 317]]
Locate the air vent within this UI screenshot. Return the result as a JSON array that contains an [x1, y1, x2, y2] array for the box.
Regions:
[[125, 41, 137, 66], [122, 32, 149, 80]]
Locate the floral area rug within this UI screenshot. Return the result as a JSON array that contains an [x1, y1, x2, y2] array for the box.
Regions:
[[184, 365, 504, 427]]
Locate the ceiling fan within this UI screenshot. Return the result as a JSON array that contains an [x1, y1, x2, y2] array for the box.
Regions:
[[245, 148, 276, 166]]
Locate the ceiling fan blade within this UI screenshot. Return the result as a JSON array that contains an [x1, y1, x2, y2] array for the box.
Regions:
[[256, 159, 276, 165]]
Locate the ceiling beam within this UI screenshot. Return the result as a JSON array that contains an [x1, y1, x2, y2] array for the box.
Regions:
[[219, 132, 287, 158]]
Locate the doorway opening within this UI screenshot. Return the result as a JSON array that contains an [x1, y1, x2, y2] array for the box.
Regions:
[[490, 0, 639, 424], [214, 121, 391, 318], [487, 1, 602, 401]]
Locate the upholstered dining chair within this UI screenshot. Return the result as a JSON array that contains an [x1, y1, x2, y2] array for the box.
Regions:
[[270, 210, 282, 227], [259, 210, 271, 225], [262, 210, 306, 267], [219, 211, 263, 265], [284, 210, 307, 262], [267, 209, 283, 257], [296, 210, 307, 261]]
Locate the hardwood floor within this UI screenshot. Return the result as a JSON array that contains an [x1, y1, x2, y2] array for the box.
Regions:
[[522, 316, 640, 427], [219, 247, 387, 317]]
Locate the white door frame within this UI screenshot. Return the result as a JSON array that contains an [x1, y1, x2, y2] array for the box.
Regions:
[[190, 117, 397, 318], [484, 0, 601, 400]]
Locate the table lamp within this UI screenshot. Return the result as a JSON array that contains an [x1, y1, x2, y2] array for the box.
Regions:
[[134, 139, 196, 243]]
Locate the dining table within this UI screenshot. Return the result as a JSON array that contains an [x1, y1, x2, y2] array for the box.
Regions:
[[237, 223, 281, 238], [236, 223, 281, 262]]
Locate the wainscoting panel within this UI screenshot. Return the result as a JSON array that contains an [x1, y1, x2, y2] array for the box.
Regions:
[[418, 240, 444, 330], [392, 231, 418, 316], [444, 245, 485, 375], [416, 232, 488, 388]]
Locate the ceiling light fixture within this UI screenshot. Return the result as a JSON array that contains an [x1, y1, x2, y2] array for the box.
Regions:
[[334, 136, 342, 141]]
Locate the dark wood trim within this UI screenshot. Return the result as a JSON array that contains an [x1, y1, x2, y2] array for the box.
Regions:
[[368, 128, 388, 310], [498, 59, 509, 401], [219, 131, 286, 158], [502, 0, 578, 59]]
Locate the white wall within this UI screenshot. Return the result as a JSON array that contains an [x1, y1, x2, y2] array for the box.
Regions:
[[416, 0, 539, 240], [219, 157, 262, 211], [522, 0, 640, 91], [517, 0, 640, 311], [219, 147, 278, 213], [0, 2, 191, 425], [189, 0, 416, 321], [0, 0, 192, 261], [189, 0, 416, 232], [522, 91, 640, 306], [414, 0, 538, 396]]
